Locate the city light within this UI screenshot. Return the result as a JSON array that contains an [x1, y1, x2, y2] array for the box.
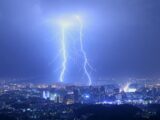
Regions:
[[123, 82, 137, 93], [84, 94, 90, 99]]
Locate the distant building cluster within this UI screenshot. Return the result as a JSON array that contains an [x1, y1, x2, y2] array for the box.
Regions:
[[1, 81, 160, 105], [0, 80, 160, 119]]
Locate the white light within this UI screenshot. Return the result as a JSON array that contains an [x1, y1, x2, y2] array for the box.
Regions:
[[128, 88, 137, 92], [60, 20, 70, 28], [123, 83, 130, 92], [85, 95, 90, 98], [54, 93, 57, 97], [83, 94, 90, 99], [123, 82, 137, 93]]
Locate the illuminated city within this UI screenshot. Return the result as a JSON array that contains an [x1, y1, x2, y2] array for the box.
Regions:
[[0, 0, 160, 120]]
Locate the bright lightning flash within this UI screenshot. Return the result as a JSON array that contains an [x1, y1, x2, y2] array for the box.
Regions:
[[58, 16, 92, 86], [59, 21, 70, 83], [76, 16, 92, 86]]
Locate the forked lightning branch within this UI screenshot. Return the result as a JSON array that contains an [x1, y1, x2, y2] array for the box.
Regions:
[[59, 15, 92, 86]]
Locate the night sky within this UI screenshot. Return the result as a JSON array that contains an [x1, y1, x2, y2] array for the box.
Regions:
[[0, 0, 160, 83]]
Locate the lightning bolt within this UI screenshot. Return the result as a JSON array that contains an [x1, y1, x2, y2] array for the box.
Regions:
[[58, 17, 92, 85], [59, 27, 67, 83], [76, 16, 92, 86]]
